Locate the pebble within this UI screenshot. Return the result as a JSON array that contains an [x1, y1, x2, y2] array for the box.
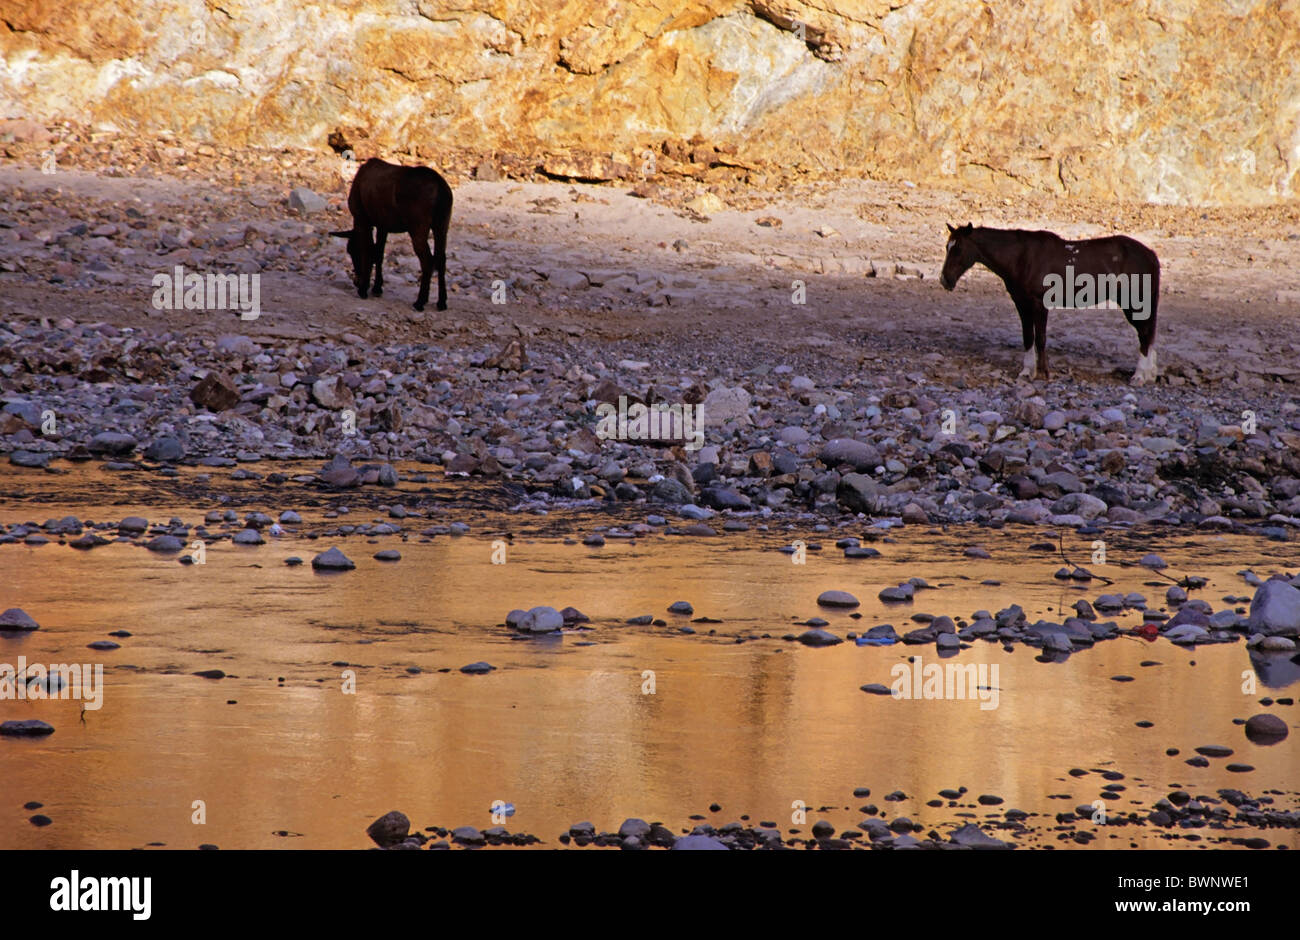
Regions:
[[0, 608, 40, 630], [365, 810, 410, 848], [311, 547, 355, 570], [879, 583, 914, 602], [670, 834, 728, 851], [843, 545, 881, 558], [948, 823, 1011, 849], [796, 628, 842, 647], [1244, 714, 1288, 742], [0, 720, 55, 736], [508, 606, 564, 633], [816, 590, 859, 608], [618, 818, 651, 840], [451, 826, 486, 845]]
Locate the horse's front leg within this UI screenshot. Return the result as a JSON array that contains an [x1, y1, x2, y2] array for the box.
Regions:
[[372, 229, 388, 297], [1013, 298, 1037, 380]]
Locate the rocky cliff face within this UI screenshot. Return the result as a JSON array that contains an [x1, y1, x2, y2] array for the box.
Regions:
[[2, 0, 1297, 204]]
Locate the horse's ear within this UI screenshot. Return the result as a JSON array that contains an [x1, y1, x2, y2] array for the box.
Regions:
[[946, 223, 955, 234], [328, 229, 354, 238], [963, 222, 973, 231]]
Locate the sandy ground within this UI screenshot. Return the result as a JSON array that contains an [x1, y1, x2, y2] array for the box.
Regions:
[[2, 156, 1299, 390]]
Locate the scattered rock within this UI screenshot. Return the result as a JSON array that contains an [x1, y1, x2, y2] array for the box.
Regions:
[[0, 720, 55, 736], [508, 606, 564, 633], [816, 590, 859, 608], [797, 628, 842, 647], [948, 822, 1012, 849], [0, 608, 40, 631], [1247, 580, 1300, 635], [365, 810, 410, 848], [670, 834, 729, 851], [190, 372, 240, 412], [288, 187, 327, 214], [311, 547, 355, 570], [1244, 714, 1288, 742]]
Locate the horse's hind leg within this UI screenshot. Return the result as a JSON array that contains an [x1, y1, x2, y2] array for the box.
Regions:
[[1033, 309, 1050, 380], [1127, 267, 1159, 385], [1127, 311, 1158, 385], [410, 225, 433, 312], [1018, 296, 1049, 380], [432, 196, 450, 312]]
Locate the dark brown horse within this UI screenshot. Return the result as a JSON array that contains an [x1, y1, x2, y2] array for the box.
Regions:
[[330, 158, 453, 311], [939, 224, 1160, 384]]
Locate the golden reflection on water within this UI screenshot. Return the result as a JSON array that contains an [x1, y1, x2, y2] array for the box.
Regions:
[[1, 498, 1297, 849]]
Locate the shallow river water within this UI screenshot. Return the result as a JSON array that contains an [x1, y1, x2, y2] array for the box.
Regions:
[[1, 464, 1297, 849]]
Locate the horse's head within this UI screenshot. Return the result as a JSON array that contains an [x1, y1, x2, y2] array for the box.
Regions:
[[329, 227, 372, 298], [939, 223, 977, 291]]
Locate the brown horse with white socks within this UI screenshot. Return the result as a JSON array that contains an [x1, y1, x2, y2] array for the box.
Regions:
[[939, 224, 1160, 385]]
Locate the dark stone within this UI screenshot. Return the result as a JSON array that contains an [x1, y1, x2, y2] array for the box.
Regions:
[[144, 436, 185, 462], [311, 547, 355, 570], [0, 608, 40, 631], [366, 811, 410, 847], [0, 720, 55, 736], [797, 628, 842, 647], [1244, 714, 1288, 742]]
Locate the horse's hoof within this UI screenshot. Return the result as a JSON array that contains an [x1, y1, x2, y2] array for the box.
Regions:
[[1131, 351, 1157, 386], [436, 301, 447, 311], [357, 290, 367, 299], [372, 287, 382, 297], [412, 301, 425, 312]]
